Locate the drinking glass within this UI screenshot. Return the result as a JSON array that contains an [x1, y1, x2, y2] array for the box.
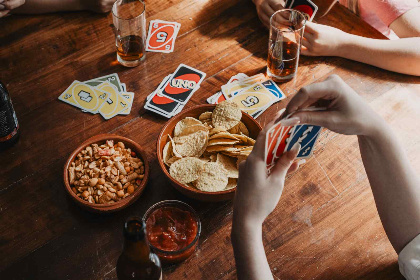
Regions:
[[112, 0, 146, 67], [267, 9, 306, 82]]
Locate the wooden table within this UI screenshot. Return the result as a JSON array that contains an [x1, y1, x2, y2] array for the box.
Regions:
[[1, 0, 419, 279]]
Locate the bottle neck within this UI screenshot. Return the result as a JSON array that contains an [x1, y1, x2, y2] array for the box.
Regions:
[[122, 237, 151, 262]]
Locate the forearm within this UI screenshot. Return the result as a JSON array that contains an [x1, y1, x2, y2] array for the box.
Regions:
[[14, 0, 83, 14], [337, 35, 420, 76], [231, 221, 274, 280], [358, 121, 420, 253]]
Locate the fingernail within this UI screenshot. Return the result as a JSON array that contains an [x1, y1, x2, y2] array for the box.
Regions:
[[280, 117, 300, 126], [298, 159, 306, 165], [291, 143, 301, 155]]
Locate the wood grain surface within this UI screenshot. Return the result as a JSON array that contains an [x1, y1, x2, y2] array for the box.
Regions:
[[1, 0, 419, 279]]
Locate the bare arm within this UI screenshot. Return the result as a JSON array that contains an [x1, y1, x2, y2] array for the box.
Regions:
[[284, 75, 420, 254], [302, 10, 420, 76], [358, 123, 420, 253], [13, 0, 114, 14]]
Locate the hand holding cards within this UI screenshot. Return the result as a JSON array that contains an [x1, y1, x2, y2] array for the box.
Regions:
[[265, 107, 323, 172]]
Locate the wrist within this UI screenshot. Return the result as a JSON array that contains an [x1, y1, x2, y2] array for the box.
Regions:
[[358, 116, 389, 141], [232, 217, 262, 240], [334, 32, 353, 57]]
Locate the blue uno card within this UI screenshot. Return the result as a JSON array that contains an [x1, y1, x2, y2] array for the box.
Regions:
[[285, 124, 322, 158], [262, 80, 286, 100]]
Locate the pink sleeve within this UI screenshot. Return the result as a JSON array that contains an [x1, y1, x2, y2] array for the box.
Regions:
[[363, 0, 420, 26]]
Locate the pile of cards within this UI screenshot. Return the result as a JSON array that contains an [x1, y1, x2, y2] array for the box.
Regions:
[[207, 73, 286, 118], [265, 108, 323, 172], [285, 0, 318, 21], [58, 73, 134, 120], [146, 19, 181, 53], [144, 64, 206, 118]]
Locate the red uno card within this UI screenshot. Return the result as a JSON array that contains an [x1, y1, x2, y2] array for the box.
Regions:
[[289, 0, 318, 21], [146, 20, 181, 53], [159, 64, 206, 104], [265, 122, 294, 171]]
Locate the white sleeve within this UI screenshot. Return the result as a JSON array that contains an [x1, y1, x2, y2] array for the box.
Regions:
[[398, 234, 420, 280]]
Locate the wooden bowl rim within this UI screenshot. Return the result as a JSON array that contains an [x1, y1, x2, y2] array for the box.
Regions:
[[157, 104, 262, 196], [63, 133, 150, 211]]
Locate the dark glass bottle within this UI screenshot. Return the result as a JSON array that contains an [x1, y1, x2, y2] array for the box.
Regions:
[[117, 217, 162, 280], [0, 81, 20, 150]]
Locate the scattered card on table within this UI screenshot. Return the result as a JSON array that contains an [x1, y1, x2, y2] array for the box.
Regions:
[[85, 73, 123, 92], [146, 20, 181, 53], [159, 64, 206, 103]]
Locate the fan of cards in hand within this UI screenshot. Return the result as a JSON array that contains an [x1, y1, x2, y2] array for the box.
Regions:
[[265, 107, 324, 173], [58, 73, 134, 120]]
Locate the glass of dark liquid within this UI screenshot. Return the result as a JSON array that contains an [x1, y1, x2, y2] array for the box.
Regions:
[[267, 9, 306, 82], [112, 0, 146, 67]]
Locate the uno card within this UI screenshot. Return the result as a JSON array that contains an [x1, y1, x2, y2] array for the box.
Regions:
[[120, 92, 135, 115], [221, 73, 266, 99], [97, 82, 129, 119], [145, 92, 181, 117], [210, 91, 227, 104], [284, 124, 322, 158], [147, 75, 172, 101], [261, 80, 286, 100], [289, 0, 318, 21], [146, 20, 181, 53], [229, 82, 277, 116], [265, 122, 295, 170], [159, 64, 206, 103], [58, 81, 109, 113], [85, 73, 122, 92]]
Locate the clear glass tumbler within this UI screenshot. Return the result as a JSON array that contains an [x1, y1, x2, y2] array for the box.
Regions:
[[112, 0, 146, 67], [267, 9, 306, 82]]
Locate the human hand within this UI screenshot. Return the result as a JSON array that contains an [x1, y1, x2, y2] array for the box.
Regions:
[[233, 112, 302, 228], [253, 0, 285, 28], [82, 0, 114, 13], [280, 75, 384, 136], [0, 0, 25, 17], [301, 22, 349, 56]]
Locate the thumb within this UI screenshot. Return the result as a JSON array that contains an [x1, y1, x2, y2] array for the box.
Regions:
[[269, 143, 300, 181]]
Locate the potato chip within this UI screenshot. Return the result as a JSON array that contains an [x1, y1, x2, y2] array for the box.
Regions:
[[217, 153, 239, 178], [178, 124, 209, 137], [209, 126, 227, 136], [199, 111, 212, 122], [212, 101, 242, 130], [174, 117, 202, 137], [173, 130, 209, 157], [194, 162, 228, 192], [225, 178, 237, 190], [228, 121, 249, 136], [169, 157, 204, 184], [234, 133, 256, 145], [208, 138, 239, 146]]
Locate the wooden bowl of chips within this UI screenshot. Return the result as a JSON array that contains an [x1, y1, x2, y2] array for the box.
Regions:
[[63, 134, 150, 213], [157, 103, 262, 202]]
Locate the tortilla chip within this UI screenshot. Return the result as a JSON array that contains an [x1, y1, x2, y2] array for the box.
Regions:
[[225, 178, 237, 190], [169, 157, 205, 184], [178, 124, 209, 137], [217, 153, 239, 178], [228, 121, 249, 136], [174, 117, 202, 137], [173, 130, 209, 157], [212, 101, 242, 130], [209, 131, 239, 141], [234, 133, 256, 145], [208, 138, 239, 146], [194, 162, 228, 192], [209, 126, 227, 136], [199, 111, 212, 122]]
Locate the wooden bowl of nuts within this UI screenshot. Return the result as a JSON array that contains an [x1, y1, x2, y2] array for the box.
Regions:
[[63, 134, 149, 213]]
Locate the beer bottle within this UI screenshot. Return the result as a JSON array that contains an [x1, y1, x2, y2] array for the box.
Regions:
[[117, 217, 162, 280], [0, 81, 20, 150]]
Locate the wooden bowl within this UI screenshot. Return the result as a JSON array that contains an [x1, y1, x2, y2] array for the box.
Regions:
[[63, 134, 149, 213], [157, 104, 262, 202]]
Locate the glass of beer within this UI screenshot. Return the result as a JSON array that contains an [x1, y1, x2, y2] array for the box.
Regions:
[[267, 9, 306, 82], [112, 0, 146, 67]]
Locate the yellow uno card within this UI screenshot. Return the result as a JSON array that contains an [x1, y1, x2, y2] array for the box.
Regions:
[[221, 73, 266, 99], [58, 81, 109, 113], [119, 92, 134, 115], [97, 82, 129, 120], [229, 83, 277, 115]]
